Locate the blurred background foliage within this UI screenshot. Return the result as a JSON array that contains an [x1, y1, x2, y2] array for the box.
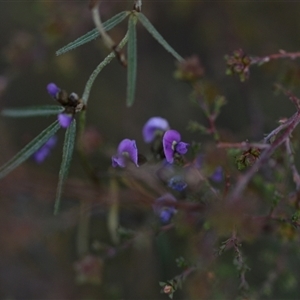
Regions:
[[1, 1, 300, 299]]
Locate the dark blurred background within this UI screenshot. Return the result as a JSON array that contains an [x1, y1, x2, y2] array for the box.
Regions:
[[1, 1, 300, 299]]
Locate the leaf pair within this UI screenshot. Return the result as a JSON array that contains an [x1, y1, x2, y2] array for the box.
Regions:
[[0, 106, 76, 214], [56, 11, 183, 107]]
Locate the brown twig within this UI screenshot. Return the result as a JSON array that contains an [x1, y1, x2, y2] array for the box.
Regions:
[[251, 50, 300, 65], [229, 111, 300, 203], [218, 141, 270, 150], [285, 138, 300, 191], [90, 0, 127, 66]]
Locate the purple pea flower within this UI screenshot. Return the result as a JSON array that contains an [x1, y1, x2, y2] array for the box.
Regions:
[[142, 117, 170, 143], [47, 82, 60, 98], [33, 135, 57, 164], [210, 166, 223, 183], [168, 175, 187, 191], [112, 139, 139, 168], [153, 194, 177, 224], [162, 130, 189, 163], [58, 113, 73, 128]]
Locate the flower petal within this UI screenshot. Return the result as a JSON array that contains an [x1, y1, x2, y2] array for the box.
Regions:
[[163, 130, 181, 163], [58, 113, 73, 128], [175, 142, 189, 155], [47, 83, 60, 98], [117, 139, 138, 167], [142, 117, 169, 143], [112, 139, 139, 168]]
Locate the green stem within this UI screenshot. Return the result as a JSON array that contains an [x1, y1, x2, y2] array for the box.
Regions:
[[82, 31, 129, 105]]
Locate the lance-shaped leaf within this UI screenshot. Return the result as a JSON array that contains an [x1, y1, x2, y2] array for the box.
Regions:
[[54, 119, 76, 215], [137, 13, 183, 62], [0, 121, 60, 179], [126, 15, 137, 107], [1, 105, 64, 118], [56, 11, 130, 56]]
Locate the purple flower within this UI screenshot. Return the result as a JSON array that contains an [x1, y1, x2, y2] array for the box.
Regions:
[[210, 166, 223, 183], [47, 82, 60, 98], [162, 130, 189, 163], [58, 113, 73, 128], [142, 117, 170, 143], [153, 194, 177, 224], [112, 139, 139, 168], [168, 175, 187, 191], [33, 135, 57, 164]]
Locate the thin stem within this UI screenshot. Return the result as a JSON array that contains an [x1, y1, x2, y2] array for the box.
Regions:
[[251, 50, 300, 65], [218, 142, 270, 150], [77, 200, 90, 256], [263, 112, 298, 143], [82, 31, 129, 105], [91, 1, 115, 50], [285, 138, 300, 191]]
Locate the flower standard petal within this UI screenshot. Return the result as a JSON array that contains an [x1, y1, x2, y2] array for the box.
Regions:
[[163, 130, 181, 163], [58, 113, 73, 128], [142, 117, 170, 143], [112, 139, 139, 168], [118, 139, 138, 167], [47, 83, 60, 98]]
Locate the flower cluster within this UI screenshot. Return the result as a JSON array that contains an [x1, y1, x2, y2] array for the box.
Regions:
[[47, 82, 84, 128], [112, 117, 189, 168], [225, 49, 251, 82]]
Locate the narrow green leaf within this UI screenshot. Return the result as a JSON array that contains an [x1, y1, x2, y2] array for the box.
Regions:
[[54, 119, 76, 215], [127, 15, 137, 107], [0, 121, 60, 179], [56, 11, 130, 56], [137, 13, 183, 62], [1, 105, 63, 118]]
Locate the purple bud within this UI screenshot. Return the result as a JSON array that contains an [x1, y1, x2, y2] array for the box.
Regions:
[[153, 193, 177, 224], [168, 176, 187, 191], [33, 135, 57, 164], [47, 83, 60, 98], [175, 142, 189, 155], [58, 113, 73, 128], [210, 166, 223, 183]]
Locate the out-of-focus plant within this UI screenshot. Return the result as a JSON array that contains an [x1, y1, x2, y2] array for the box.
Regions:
[[3, 1, 300, 299]]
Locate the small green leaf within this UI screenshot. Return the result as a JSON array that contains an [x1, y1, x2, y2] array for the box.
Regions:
[[56, 11, 130, 56], [127, 15, 138, 107], [1, 105, 63, 118], [137, 13, 183, 62], [0, 121, 60, 179], [54, 119, 76, 215]]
